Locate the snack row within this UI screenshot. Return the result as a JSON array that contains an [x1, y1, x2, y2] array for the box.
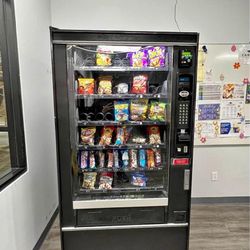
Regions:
[[95, 46, 167, 67], [78, 74, 151, 95], [81, 126, 162, 146], [82, 171, 148, 190], [80, 149, 162, 171]]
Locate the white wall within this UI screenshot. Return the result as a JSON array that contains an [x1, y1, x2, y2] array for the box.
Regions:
[[0, 0, 58, 250], [51, 0, 250, 198], [50, 0, 249, 44]]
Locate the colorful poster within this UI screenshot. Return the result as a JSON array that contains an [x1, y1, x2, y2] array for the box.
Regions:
[[220, 101, 244, 120], [222, 83, 245, 99], [238, 45, 250, 65], [198, 84, 221, 100], [198, 104, 220, 120]]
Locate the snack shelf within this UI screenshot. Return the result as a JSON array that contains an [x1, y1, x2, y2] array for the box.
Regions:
[[74, 66, 169, 72], [76, 93, 167, 100], [81, 166, 165, 173], [79, 186, 165, 194], [78, 120, 168, 126], [77, 143, 166, 150]]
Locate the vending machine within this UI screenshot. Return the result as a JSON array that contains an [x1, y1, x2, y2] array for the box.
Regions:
[[51, 29, 198, 250]]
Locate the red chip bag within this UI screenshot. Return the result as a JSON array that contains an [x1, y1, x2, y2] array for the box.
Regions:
[[131, 74, 148, 94]]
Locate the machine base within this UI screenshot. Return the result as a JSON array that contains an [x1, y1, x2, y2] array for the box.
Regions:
[[62, 226, 188, 250]]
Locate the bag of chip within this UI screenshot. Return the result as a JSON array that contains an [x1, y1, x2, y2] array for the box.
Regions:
[[147, 126, 161, 144], [78, 78, 95, 94], [130, 99, 148, 121], [131, 172, 147, 187], [128, 50, 148, 68], [147, 46, 166, 67], [96, 49, 112, 66], [81, 127, 96, 145], [82, 172, 97, 189], [131, 74, 148, 94], [148, 101, 166, 121], [147, 149, 155, 169], [121, 150, 129, 169], [129, 149, 138, 169], [98, 76, 112, 94], [114, 100, 129, 121], [99, 126, 114, 145], [80, 151, 88, 170], [99, 172, 113, 190], [139, 149, 146, 169]]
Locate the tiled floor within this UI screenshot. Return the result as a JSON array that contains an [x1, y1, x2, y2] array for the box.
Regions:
[[40, 203, 250, 250]]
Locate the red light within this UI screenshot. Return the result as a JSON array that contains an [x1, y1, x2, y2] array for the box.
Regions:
[[172, 158, 190, 166]]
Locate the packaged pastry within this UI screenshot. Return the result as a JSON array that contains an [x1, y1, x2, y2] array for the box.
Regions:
[[98, 76, 112, 94], [78, 78, 95, 94], [82, 172, 97, 189], [115, 127, 125, 145], [130, 99, 148, 121], [147, 149, 155, 169], [131, 75, 148, 94], [114, 150, 120, 169], [154, 149, 162, 167], [131, 172, 147, 187], [81, 127, 96, 145], [139, 149, 146, 169], [99, 151, 105, 168], [89, 151, 96, 169], [99, 126, 114, 145], [107, 151, 113, 168], [114, 100, 129, 121], [80, 151, 88, 170], [148, 126, 161, 144], [129, 149, 138, 169], [129, 50, 148, 67], [148, 101, 166, 121], [147, 46, 166, 67], [116, 83, 128, 94], [121, 150, 129, 169], [99, 172, 113, 190]]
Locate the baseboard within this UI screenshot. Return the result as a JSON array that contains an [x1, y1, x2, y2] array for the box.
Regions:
[[191, 196, 250, 204], [33, 207, 59, 250]]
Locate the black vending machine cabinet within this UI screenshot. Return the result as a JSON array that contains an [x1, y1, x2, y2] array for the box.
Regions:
[[51, 29, 199, 250]]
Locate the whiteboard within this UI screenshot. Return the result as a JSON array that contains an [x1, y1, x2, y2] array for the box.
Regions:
[[194, 44, 250, 146]]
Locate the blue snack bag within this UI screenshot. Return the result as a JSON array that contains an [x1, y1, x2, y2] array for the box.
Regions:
[[131, 172, 147, 187], [114, 100, 129, 121], [139, 149, 146, 168], [121, 150, 129, 169]]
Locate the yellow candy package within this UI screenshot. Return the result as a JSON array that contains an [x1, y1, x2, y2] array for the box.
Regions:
[[98, 76, 112, 94]]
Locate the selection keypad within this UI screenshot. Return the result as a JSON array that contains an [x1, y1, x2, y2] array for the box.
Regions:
[[178, 103, 189, 125]]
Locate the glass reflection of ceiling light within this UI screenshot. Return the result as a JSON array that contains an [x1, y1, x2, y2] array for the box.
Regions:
[[216, 54, 238, 60]]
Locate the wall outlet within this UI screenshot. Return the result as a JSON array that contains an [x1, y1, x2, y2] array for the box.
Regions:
[[211, 171, 218, 181]]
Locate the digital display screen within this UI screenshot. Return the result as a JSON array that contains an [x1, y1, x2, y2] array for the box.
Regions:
[[179, 75, 192, 84], [179, 49, 193, 67]]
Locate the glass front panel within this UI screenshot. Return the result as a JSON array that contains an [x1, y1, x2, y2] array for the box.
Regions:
[[0, 51, 11, 178], [67, 44, 172, 206]]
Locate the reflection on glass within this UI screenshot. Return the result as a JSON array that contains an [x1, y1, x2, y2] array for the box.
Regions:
[[0, 51, 8, 126], [0, 132, 11, 177]]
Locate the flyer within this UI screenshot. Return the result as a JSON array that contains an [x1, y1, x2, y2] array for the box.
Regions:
[[222, 83, 245, 100], [195, 121, 220, 138], [198, 83, 221, 101], [198, 103, 220, 120], [220, 120, 242, 137], [220, 101, 244, 120]]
